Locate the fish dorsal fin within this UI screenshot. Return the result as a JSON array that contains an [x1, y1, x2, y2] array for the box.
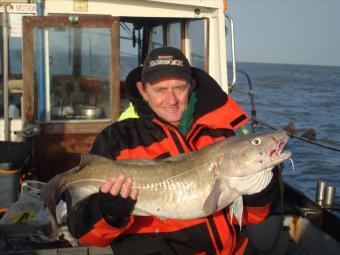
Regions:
[[202, 178, 222, 215], [118, 151, 196, 167], [79, 153, 112, 168], [160, 151, 195, 163]]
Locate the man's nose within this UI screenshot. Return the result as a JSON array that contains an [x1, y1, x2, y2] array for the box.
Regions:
[[166, 89, 178, 105]]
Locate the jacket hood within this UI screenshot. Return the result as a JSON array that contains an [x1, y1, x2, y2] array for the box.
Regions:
[[124, 66, 229, 123]]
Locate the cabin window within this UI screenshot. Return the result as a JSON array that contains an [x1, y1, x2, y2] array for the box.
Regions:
[[120, 22, 141, 80], [0, 13, 30, 79], [8, 13, 34, 78], [8, 35, 23, 119], [150, 25, 164, 50], [120, 22, 143, 111], [0, 13, 32, 119], [34, 27, 112, 121], [168, 22, 181, 49], [187, 19, 206, 70], [9, 37, 22, 76]]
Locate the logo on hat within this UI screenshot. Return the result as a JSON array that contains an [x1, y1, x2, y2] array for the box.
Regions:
[[142, 47, 192, 83], [149, 58, 184, 68]]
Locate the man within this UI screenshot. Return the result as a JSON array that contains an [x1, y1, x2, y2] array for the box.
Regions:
[[66, 47, 279, 254]]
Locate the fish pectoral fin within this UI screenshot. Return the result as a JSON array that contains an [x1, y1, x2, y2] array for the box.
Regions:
[[203, 179, 222, 215], [229, 196, 244, 230]]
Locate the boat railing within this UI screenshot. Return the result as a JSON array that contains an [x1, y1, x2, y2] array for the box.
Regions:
[[224, 13, 237, 92]]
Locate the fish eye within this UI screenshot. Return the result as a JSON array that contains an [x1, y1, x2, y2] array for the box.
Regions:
[[251, 137, 262, 145]]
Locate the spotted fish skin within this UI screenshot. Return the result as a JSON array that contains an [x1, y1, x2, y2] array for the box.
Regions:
[[41, 130, 291, 221]]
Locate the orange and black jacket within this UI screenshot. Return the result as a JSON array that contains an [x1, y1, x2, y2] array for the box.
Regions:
[[67, 67, 280, 255]]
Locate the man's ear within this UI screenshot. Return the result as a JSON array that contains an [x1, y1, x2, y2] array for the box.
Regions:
[[136, 81, 148, 101]]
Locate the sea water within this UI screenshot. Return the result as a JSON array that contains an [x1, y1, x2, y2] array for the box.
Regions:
[[231, 62, 340, 204]]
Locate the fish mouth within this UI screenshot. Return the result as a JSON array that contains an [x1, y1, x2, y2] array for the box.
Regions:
[[268, 139, 292, 162]]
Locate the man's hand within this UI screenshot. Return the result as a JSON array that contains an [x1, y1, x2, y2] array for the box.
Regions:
[[97, 175, 139, 227], [100, 175, 139, 200]]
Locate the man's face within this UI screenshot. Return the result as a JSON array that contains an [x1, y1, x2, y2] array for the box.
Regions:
[[137, 77, 192, 127]]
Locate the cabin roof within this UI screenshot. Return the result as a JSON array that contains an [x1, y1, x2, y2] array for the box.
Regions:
[[141, 0, 224, 9]]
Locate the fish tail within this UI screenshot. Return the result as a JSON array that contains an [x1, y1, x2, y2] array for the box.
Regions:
[[41, 169, 71, 220], [41, 165, 81, 215], [41, 177, 60, 217], [41, 165, 81, 236]]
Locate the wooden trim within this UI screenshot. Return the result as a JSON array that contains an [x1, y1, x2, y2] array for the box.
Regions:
[[0, 169, 20, 174], [24, 15, 113, 28], [41, 121, 112, 134], [22, 16, 35, 123], [111, 16, 120, 121]]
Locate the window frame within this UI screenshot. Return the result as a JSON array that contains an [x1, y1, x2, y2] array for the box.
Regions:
[[22, 15, 120, 133]]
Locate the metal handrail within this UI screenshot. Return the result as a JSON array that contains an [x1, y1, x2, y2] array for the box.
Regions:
[[224, 13, 237, 91]]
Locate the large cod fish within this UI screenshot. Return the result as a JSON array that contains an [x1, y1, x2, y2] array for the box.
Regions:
[[42, 130, 291, 227]]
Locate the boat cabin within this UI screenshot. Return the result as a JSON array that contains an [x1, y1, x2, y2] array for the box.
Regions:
[[1, 0, 231, 180]]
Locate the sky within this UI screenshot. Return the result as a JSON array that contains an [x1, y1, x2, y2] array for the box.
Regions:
[[226, 0, 340, 67]]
